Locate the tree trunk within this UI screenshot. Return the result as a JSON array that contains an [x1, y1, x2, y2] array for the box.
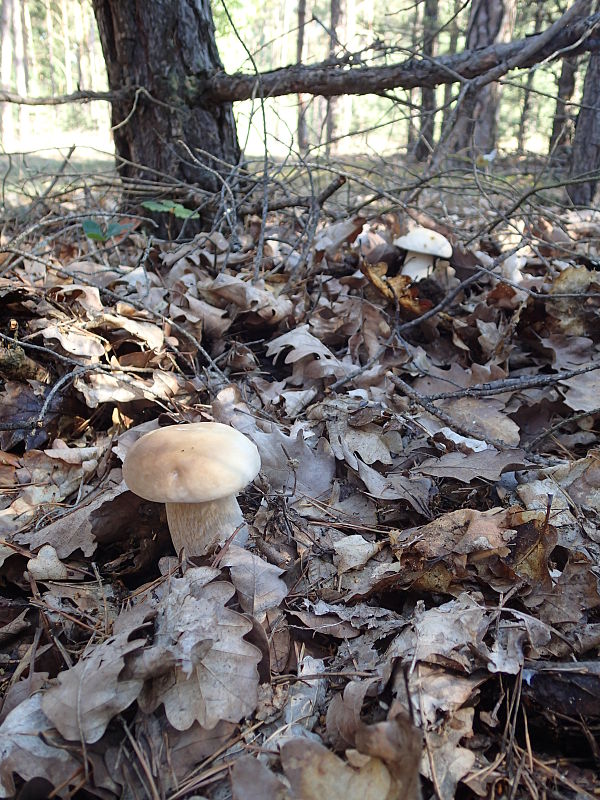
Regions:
[[91, 0, 241, 211], [86, 4, 104, 128], [18, 1, 29, 93], [568, 50, 600, 205], [549, 0, 591, 157], [406, 2, 422, 149], [549, 56, 578, 155], [441, 0, 461, 134], [23, 2, 37, 94], [450, 0, 516, 155], [414, 0, 439, 162], [296, 0, 308, 152], [325, 0, 342, 154], [1, 0, 14, 142], [516, 3, 544, 153], [60, 0, 73, 94], [341, 0, 354, 142], [12, 0, 27, 134], [44, 0, 56, 95], [74, 0, 84, 89]]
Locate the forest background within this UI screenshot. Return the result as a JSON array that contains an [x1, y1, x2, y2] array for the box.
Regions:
[[0, 0, 589, 167]]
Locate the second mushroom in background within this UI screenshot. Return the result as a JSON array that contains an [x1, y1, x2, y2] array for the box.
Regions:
[[393, 226, 453, 282]]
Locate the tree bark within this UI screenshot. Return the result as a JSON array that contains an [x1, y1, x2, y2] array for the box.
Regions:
[[441, 0, 462, 134], [549, 55, 578, 155], [74, 0, 84, 89], [12, 0, 27, 133], [91, 0, 241, 202], [23, 2, 37, 94], [517, 3, 544, 153], [325, 0, 343, 154], [60, 0, 73, 94], [568, 50, 600, 205], [406, 2, 422, 149], [44, 0, 56, 96], [449, 0, 516, 155], [296, 0, 308, 152], [201, 11, 600, 104], [18, 1, 30, 93], [549, 0, 591, 157], [341, 0, 355, 142], [86, 4, 104, 128], [414, 0, 439, 162], [1, 0, 14, 141]]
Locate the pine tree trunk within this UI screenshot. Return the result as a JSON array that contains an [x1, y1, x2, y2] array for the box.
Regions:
[[74, 0, 84, 88], [516, 3, 544, 153], [12, 0, 27, 134], [12, 0, 25, 95], [549, 1, 591, 157], [23, 2, 37, 94], [568, 50, 600, 206], [1, 0, 14, 142], [450, 0, 516, 155], [406, 3, 422, 149], [414, 0, 439, 162], [18, 1, 29, 93], [86, 5, 104, 128], [297, 0, 308, 152], [325, 0, 342, 155], [341, 0, 355, 141], [44, 0, 56, 95], [441, 0, 461, 134], [60, 0, 73, 94], [91, 0, 241, 211], [549, 56, 578, 156]]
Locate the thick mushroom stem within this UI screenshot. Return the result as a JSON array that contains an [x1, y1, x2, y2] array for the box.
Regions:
[[165, 494, 245, 556], [402, 252, 435, 281]]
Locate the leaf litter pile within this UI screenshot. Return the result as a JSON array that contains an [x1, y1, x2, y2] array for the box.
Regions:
[[0, 178, 600, 800]]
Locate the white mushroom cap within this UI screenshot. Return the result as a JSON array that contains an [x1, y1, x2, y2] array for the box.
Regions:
[[122, 422, 261, 504], [393, 227, 452, 259]]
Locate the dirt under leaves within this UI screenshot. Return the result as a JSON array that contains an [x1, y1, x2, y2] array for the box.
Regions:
[[0, 192, 600, 799]]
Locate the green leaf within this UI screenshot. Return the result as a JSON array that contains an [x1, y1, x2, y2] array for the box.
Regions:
[[82, 220, 106, 241], [141, 199, 199, 219], [171, 204, 199, 219], [105, 222, 132, 239], [141, 200, 175, 213]]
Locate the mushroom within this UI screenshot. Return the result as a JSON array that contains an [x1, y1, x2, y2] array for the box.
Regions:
[[122, 422, 261, 556], [393, 227, 452, 281]]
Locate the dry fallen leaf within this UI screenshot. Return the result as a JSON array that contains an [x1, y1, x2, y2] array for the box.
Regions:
[[27, 544, 68, 580], [420, 707, 476, 800], [333, 534, 381, 574], [281, 738, 395, 800], [210, 273, 293, 323], [354, 710, 423, 800], [221, 545, 289, 617], [416, 448, 527, 481], [386, 593, 489, 672], [42, 623, 149, 743], [266, 325, 349, 382], [16, 476, 147, 558], [231, 754, 289, 800], [136, 568, 262, 730], [0, 694, 82, 798]]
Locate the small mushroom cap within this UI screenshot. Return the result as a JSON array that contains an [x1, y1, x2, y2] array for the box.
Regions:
[[122, 422, 261, 504], [393, 227, 452, 259]]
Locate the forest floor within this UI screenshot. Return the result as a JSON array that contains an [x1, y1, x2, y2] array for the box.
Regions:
[[0, 152, 598, 799]]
